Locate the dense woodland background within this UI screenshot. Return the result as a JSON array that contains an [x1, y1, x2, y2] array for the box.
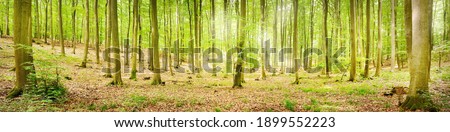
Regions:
[[0, 0, 449, 112]]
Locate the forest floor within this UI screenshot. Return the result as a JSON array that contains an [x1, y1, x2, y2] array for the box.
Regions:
[[0, 37, 449, 112]]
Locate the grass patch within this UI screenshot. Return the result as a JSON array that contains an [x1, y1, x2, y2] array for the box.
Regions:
[[124, 94, 150, 108], [284, 99, 296, 111]]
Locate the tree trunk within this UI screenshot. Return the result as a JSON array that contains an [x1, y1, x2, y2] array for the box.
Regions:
[[211, 0, 217, 76], [50, 0, 54, 49], [130, 0, 139, 80], [72, 0, 77, 54], [390, 0, 396, 71], [401, 0, 434, 111], [272, 0, 278, 75], [5, 0, 10, 36], [375, 0, 382, 77], [260, 0, 267, 80], [104, 0, 112, 78], [405, 0, 412, 72], [35, 0, 40, 39], [59, 0, 65, 56], [292, 0, 299, 84], [45, 0, 49, 43], [150, 0, 162, 85], [309, 0, 314, 71], [94, 0, 100, 63], [363, 0, 370, 78], [233, 0, 246, 88], [7, 0, 33, 98], [110, 0, 123, 85], [323, 0, 330, 77], [349, 0, 357, 82], [147, 0, 154, 71], [80, 0, 89, 68]]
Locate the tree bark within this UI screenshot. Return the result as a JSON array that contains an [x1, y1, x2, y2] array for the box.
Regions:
[[375, 0, 382, 77], [390, 0, 396, 71], [323, 0, 330, 77], [130, 0, 139, 80], [35, 0, 40, 39], [72, 0, 77, 54], [110, 0, 123, 85], [150, 0, 162, 85], [104, 0, 112, 78], [292, 0, 299, 84], [94, 0, 100, 63], [405, 0, 412, 71], [402, 0, 434, 111], [363, 0, 370, 78], [233, 0, 246, 88], [80, 0, 89, 68], [59, 0, 65, 56], [260, 0, 267, 80], [7, 0, 33, 98], [349, 0, 357, 82]]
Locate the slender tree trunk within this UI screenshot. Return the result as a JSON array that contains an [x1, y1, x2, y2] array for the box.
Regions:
[[187, 0, 195, 74], [401, 0, 434, 111], [390, 0, 396, 71], [94, 0, 100, 63], [147, 0, 154, 71], [104, 0, 112, 78], [80, 0, 89, 68], [349, 0, 357, 82], [35, 0, 40, 39], [45, 0, 49, 43], [72, 0, 77, 54], [363, 0, 370, 78], [110, 0, 123, 85], [260, 0, 267, 80], [5, 0, 10, 36], [309, 0, 314, 71], [211, 0, 217, 76], [7, 0, 33, 98], [130, 0, 139, 80], [292, 0, 299, 84], [405, 0, 412, 71], [58, 0, 65, 56], [150, 0, 162, 85], [375, 0, 382, 77], [272, 0, 278, 75], [233, 0, 246, 88], [50, 0, 54, 49], [323, 0, 330, 77]]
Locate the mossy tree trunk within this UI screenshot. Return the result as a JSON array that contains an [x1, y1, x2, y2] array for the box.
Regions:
[[150, 0, 162, 85], [349, 0, 357, 82], [130, 0, 139, 80], [58, 0, 65, 56], [401, 0, 434, 111], [211, 0, 217, 76], [94, 0, 100, 63], [233, 0, 246, 88], [104, 0, 112, 78], [72, 0, 77, 54], [292, 0, 299, 84], [390, 0, 396, 72], [110, 0, 123, 85], [375, 0, 382, 77], [363, 0, 370, 78], [80, 0, 89, 68], [7, 0, 33, 98], [260, 0, 267, 80]]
